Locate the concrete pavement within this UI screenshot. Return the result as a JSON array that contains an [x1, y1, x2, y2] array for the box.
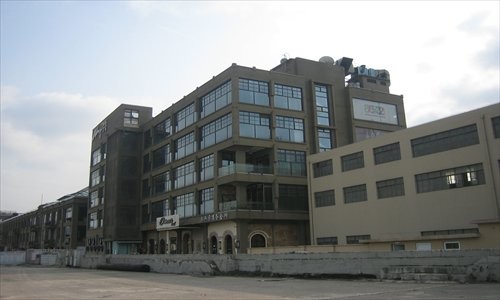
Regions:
[[1, 266, 499, 299]]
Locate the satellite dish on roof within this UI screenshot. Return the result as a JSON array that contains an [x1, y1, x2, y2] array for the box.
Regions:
[[319, 56, 335, 64]]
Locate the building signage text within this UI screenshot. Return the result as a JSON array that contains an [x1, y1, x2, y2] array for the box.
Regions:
[[156, 215, 179, 231], [200, 212, 228, 223], [92, 120, 107, 140], [352, 98, 398, 125]]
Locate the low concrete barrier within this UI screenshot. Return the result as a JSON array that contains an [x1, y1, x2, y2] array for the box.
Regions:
[[79, 249, 500, 282], [0, 251, 26, 265]]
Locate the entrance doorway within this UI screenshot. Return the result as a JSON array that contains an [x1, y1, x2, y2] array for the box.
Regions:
[[159, 239, 166, 254], [225, 235, 233, 254], [182, 233, 191, 254], [210, 236, 218, 254]]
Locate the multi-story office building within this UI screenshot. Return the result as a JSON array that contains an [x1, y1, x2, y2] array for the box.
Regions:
[[307, 103, 500, 251], [1, 188, 88, 251], [89, 57, 406, 255]]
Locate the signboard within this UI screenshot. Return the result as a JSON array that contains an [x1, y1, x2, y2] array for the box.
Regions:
[[352, 98, 398, 125], [200, 212, 228, 223], [92, 120, 107, 140], [156, 215, 179, 231]]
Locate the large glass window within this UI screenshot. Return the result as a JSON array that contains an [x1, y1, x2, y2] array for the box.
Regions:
[[343, 184, 367, 203], [92, 149, 101, 166], [278, 184, 308, 211], [151, 200, 164, 220], [275, 116, 304, 143], [174, 192, 196, 218], [124, 109, 139, 127], [318, 128, 334, 152], [174, 161, 195, 189], [154, 118, 172, 144], [313, 159, 333, 178], [314, 190, 335, 207], [90, 190, 99, 208], [246, 184, 273, 210], [317, 237, 338, 245], [341, 152, 365, 172], [199, 154, 214, 181], [239, 111, 271, 139], [274, 84, 302, 111], [411, 124, 479, 157], [200, 81, 232, 118], [153, 144, 171, 168], [277, 149, 306, 176], [491, 116, 500, 138], [200, 113, 232, 149], [415, 163, 485, 193], [89, 212, 98, 229], [199, 188, 214, 215], [175, 103, 196, 132], [376, 177, 405, 199], [239, 78, 269, 106], [315, 85, 331, 126], [373, 142, 401, 165], [153, 171, 170, 195], [175, 132, 196, 160], [91, 169, 100, 187]]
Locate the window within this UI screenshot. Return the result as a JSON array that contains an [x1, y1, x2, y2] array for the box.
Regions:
[[153, 118, 172, 143], [239, 78, 269, 106], [175, 103, 196, 132], [89, 212, 98, 229], [274, 84, 302, 111], [174, 161, 195, 189], [415, 163, 485, 193], [91, 169, 100, 187], [246, 183, 273, 210], [144, 129, 152, 149], [199, 154, 214, 181], [239, 111, 271, 139], [277, 149, 306, 177], [421, 228, 479, 236], [153, 144, 171, 168], [315, 85, 331, 126], [391, 243, 405, 251], [142, 178, 150, 198], [174, 132, 196, 160], [355, 127, 389, 142], [313, 159, 333, 178], [278, 184, 308, 211], [318, 128, 335, 152], [376, 177, 405, 199], [444, 241, 460, 250], [143, 154, 151, 173], [174, 192, 196, 218], [151, 200, 164, 220], [346, 234, 371, 244], [200, 113, 232, 149], [199, 188, 214, 215], [411, 124, 479, 157], [124, 109, 139, 127], [200, 81, 232, 118], [492, 116, 500, 138], [251, 234, 266, 247], [142, 204, 150, 224], [343, 184, 367, 203], [317, 237, 338, 245], [153, 171, 170, 195], [314, 190, 335, 207], [373, 142, 401, 165], [275, 116, 304, 143], [90, 190, 99, 208], [341, 152, 364, 172], [91, 149, 101, 166]]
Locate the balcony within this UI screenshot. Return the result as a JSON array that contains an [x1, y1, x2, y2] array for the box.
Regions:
[[217, 163, 274, 184]]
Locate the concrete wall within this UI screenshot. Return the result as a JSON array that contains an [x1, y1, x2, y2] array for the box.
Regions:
[[0, 251, 26, 265], [79, 249, 500, 282]]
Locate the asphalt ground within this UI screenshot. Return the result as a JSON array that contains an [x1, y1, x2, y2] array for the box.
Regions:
[[1, 265, 499, 300]]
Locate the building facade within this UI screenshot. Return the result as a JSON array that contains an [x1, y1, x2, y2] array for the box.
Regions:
[[308, 103, 500, 251], [1, 188, 88, 251], [89, 57, 406, 255]]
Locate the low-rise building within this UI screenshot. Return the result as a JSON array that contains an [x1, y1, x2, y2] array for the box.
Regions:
[[307, 103, 500, 251]]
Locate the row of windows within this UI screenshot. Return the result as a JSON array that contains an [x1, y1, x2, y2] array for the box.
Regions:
[[313, 117, 499, 178], [145, 79, 309, 149], [316, 235, 371, 245], [314, 163, 485, 208]]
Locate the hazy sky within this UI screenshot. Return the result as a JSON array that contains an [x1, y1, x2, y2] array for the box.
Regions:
[[1, 1, 499, 213]]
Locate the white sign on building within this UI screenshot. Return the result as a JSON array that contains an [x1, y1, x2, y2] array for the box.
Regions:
[[156, 215, 179, 231], [352, 98, 398, 125]]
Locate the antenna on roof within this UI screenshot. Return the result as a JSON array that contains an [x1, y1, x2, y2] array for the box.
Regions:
[[281, 53, 289, 64]]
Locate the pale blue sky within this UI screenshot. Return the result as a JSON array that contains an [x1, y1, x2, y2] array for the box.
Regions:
[[1, 1, 499, 212]]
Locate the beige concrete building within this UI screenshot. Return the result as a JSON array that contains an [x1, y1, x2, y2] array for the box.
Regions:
[[307, 103, 500, 251]]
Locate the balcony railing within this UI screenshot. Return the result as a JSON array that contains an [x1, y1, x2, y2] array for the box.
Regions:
[[219, 200, 274, 211], [218, 163, 272, 177]]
